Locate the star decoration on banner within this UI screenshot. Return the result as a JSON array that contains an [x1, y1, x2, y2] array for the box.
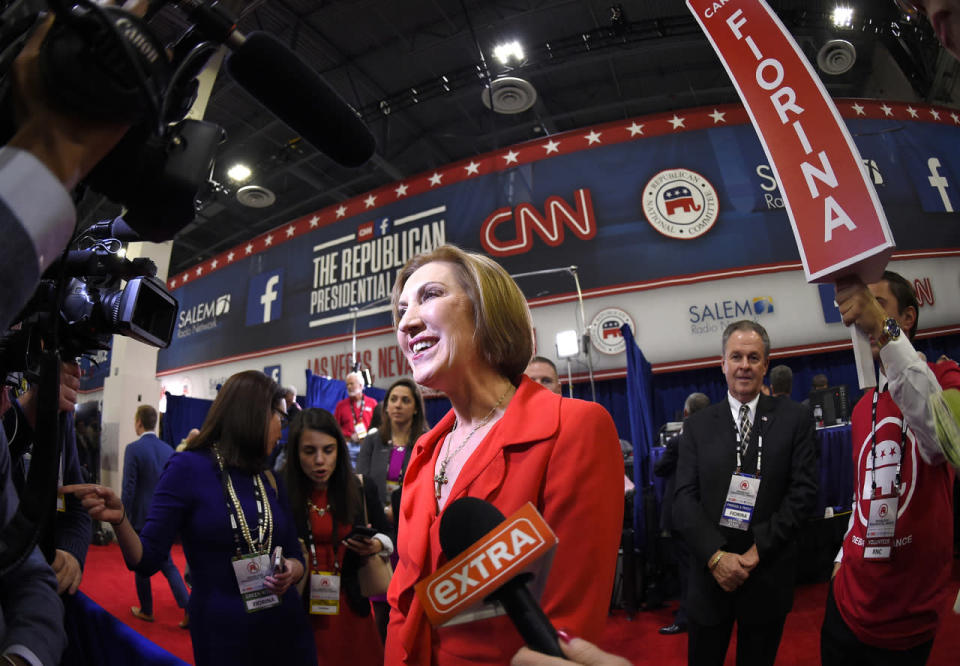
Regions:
[[503, 150, 519, 165], [227, 251, 235, 262], [626, 122, 644, 136], [395, 183, 409, 197], [708, 109, 726, 124], [182, 273, 189, 283], [952, 113, 960, 124], [264, 234, 274, 246], [193, 266, 202, 276], [851, 103, 865, 115], [880, 104, 893, 117], [543, 139, 560, 153], [428, 172, 443, 186], [906, 106, 918, 118], [668, 114, 686, 129], [170, 278, 177, 288], [309, 216, 319, 228], [930, 109, 941, 120], [285, 225, 295, 237], [335, 205, 347, 218], [364, 194, 377, 208], [211, 259, 219, 269], [584, 130, 602, 144], [245, 243, 254, 255], [465, 161, 480, 175]]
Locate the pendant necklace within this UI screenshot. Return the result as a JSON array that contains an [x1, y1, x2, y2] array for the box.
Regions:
[[434, 384, 513, 500]]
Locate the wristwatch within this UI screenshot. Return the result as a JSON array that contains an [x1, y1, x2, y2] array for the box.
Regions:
[[876, 317, 901, 348]]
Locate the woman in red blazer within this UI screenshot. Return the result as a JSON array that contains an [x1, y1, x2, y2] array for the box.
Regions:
[[385, 245, 624, 665]]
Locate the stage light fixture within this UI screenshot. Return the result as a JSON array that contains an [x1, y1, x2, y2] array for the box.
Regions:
[[556, 329, 580, 358], [832, 6, 853, 28], [227, 163, 253, 183], [493, 40, 525, 65]]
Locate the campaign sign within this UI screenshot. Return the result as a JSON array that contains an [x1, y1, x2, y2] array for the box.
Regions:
[[686, 0, 894, 282]]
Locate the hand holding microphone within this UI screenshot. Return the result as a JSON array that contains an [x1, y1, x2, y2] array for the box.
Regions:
[[511, 637, 631, 666]]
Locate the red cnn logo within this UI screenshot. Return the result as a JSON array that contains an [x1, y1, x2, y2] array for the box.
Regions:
[[356, 222, 374, 241]]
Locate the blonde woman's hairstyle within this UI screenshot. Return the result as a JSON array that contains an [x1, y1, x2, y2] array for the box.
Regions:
[[392, 245, 533, 381]]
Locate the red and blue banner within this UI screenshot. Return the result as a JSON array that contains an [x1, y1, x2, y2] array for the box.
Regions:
[[157, 101, 960, 373]]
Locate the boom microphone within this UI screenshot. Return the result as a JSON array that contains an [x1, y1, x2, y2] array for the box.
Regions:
[[224, 31, 376, 167], [438, 498, 563, 658]]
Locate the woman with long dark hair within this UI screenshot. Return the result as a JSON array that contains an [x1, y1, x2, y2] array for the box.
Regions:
[[285, 408, 392, 666], [357, 377, 428, 638], [63, 370, 316, 665], [357, 377, 428, 517]]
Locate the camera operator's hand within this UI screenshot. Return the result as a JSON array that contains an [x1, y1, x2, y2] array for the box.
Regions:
[[7, 1, 149, 189], [18, 361, 82, 427], [59, 483, 124, 526], [52, 548, 82, 595]]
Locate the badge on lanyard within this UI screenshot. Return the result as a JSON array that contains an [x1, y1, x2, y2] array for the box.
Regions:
[[864, 495, 898, 561], [232, 553, 281, 612], [354, 421, 368, 439], [720, 473, 760, 530], [309, 571, 341, 615]]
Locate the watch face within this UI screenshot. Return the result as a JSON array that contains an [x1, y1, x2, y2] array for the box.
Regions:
[[885, 318, 901, 339]]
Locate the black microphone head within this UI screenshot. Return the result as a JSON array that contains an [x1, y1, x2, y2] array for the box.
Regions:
[[225, 32, 376, 167], [439, 497, 505, 559]]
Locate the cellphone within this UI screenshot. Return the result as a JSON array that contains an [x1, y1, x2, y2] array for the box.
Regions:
[[272, 546, 283, 574], [345, 525, 378, 541]]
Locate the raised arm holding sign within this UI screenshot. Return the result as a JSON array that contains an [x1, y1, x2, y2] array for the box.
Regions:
[[686, 0, 896, 387]]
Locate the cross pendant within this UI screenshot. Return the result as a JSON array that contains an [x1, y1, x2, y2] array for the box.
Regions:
[[434, 471, 448, 500]]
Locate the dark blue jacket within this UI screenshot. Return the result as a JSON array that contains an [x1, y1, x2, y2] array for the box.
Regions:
[[122, 433, 174, 531]]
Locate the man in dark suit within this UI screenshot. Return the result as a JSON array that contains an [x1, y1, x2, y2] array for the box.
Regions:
[[673, 320, 817, 666], [122, 405, 189, 626]]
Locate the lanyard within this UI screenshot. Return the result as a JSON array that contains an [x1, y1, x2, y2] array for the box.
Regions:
[[869, 387, 907, 496], [352, 399, 365, 424], [214, 446, 273, 557], [305, 502, 342, 573], [734, 418, 764, 477]]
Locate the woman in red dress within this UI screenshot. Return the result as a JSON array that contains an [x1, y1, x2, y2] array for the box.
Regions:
[[284, 408, 391, 665]]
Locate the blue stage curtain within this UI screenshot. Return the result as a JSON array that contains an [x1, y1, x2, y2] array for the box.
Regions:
[[305, 370, 346, 412], [161, 393, 213, 448], [424, 395, 452, 429], [622, 324, 657, 549], [62, 592, 188, 665]]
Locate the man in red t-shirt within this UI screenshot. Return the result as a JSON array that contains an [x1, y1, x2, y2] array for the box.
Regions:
[[824, 271, 959, 665]]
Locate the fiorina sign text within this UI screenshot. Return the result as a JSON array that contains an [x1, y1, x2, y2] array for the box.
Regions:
[[415, 503, 558, 626], [687, 0, 894, 282]]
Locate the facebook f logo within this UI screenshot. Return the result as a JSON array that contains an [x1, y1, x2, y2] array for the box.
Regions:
[[246, 270, 284, 325]]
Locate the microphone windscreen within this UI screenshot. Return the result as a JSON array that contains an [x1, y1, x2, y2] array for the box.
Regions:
[[225, 32, 376, 167], [439, 497, 505, 559]]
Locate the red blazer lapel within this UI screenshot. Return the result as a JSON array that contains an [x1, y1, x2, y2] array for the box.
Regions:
[[444, 377, 561, 503]]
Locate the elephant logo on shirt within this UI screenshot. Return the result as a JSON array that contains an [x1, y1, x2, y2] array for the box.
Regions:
[[856, 416, 918, 527]]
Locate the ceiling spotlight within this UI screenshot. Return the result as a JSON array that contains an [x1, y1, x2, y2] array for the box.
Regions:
[[227, 163, 252, 183], [493, 40, 525, 65], [832, 6, 853, 28]]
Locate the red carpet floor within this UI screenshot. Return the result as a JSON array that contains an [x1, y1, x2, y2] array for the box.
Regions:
[[80, 543, 960, 665]]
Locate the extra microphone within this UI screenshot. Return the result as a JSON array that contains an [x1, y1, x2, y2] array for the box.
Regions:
[[224, 31, 376, 167], [438, 498, 563, 658]]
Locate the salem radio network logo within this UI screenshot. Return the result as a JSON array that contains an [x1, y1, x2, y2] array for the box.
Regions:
[[642, 168, 719, 239]]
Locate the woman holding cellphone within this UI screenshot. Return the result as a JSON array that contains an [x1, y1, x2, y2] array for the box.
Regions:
[[63, 370, 315, 666], [285, 408, 392, 666]]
